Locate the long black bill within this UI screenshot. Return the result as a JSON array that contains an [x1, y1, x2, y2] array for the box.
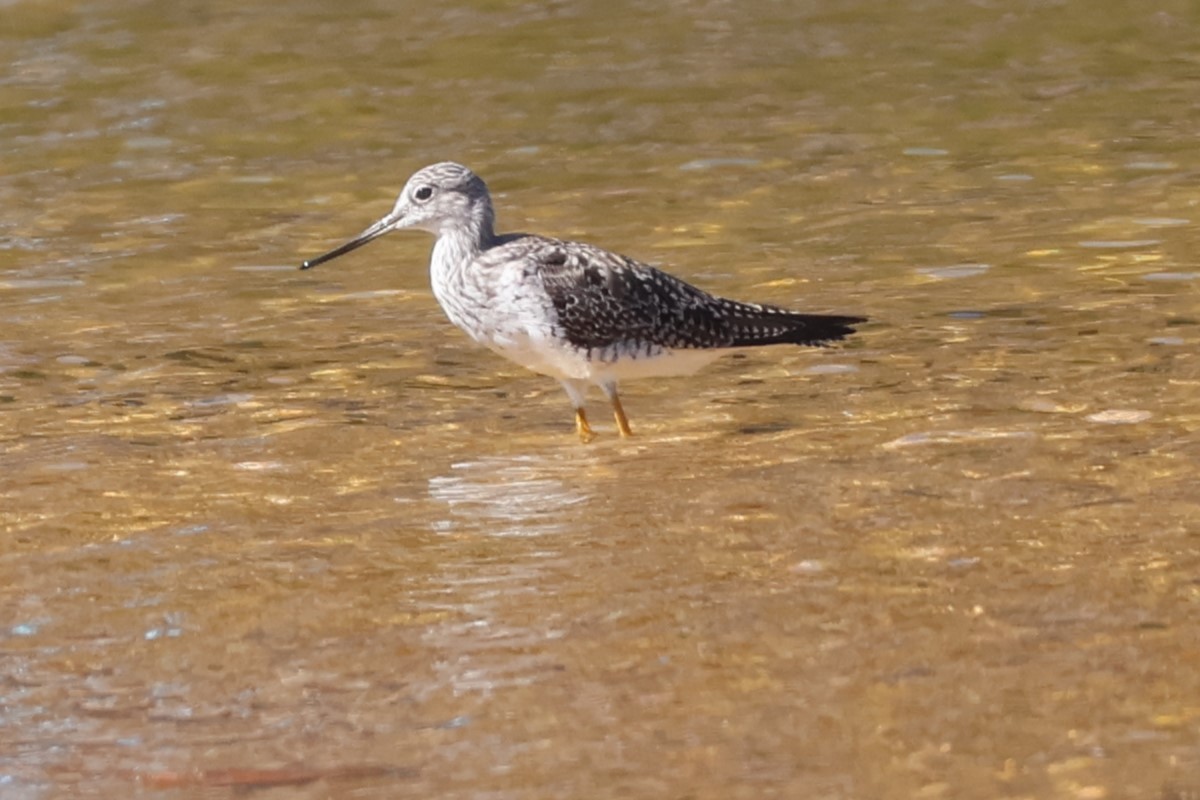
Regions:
[[299, 214, 396, 270]]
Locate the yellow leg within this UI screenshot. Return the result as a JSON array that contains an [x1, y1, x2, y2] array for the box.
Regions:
[[610, 392, 633, 438], [575, 407, 597, 443]]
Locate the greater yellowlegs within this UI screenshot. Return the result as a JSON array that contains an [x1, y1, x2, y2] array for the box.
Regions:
[[301, 162, 865, 441]]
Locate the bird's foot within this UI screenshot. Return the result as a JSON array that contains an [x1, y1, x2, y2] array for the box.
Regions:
[[575, 408, 597, 444], [611, 395, 634, 438]]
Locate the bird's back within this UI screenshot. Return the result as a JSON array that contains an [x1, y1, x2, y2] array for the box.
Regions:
[[470, 234, 863, 357]]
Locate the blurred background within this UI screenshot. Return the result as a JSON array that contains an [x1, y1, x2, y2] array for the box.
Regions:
[[2, 1, 1198, 797]]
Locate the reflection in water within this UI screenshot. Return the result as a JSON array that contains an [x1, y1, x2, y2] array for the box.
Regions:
[[423, 455, 594, 693], [428, 455, 590, 538]]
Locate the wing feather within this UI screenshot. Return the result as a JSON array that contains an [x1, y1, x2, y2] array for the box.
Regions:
[[482, 235, 864, 350]]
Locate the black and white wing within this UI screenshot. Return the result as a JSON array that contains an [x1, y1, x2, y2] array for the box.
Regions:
[[509, 237, 864, 351]]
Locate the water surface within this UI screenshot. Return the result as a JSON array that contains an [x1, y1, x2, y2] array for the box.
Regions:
[[2, 1, 1198, 797]]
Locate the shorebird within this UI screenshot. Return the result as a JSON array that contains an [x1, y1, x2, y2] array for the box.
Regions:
[[300, 162, 865, 441]]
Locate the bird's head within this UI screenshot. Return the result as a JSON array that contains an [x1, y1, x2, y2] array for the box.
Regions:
[[300, 161, 493, 270]]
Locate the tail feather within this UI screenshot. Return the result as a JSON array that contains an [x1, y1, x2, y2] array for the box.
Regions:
[[726, 308, 866, 348]]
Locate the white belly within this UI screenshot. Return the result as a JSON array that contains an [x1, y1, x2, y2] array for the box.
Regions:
[[483, 330, 725, 385]]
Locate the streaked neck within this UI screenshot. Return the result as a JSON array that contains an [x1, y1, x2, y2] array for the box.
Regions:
[[430, 200, 498, 301], [434, 199, 496, 263]]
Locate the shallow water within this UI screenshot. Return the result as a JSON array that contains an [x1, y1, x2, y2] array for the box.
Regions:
[[2, 1, 1199, 798]]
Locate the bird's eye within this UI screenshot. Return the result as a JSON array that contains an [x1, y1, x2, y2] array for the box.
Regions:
[[414, 185, 434, 202]]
